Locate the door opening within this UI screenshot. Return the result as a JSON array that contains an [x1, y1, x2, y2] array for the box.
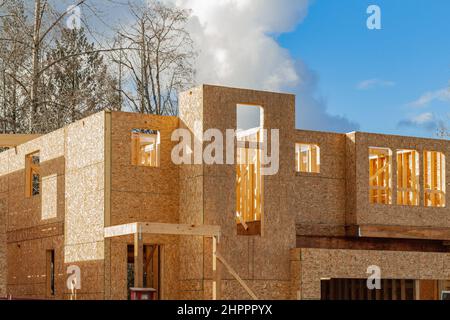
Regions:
[[127, 244, 161, 299]]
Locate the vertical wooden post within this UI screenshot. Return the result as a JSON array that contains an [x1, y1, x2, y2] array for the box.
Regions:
[[212, 236, 221, 300], [134, 228, 143, 288]]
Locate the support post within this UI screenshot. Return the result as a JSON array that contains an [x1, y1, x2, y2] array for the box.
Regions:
[[212, 236, 222, 300], [134, 228, 143, 288]]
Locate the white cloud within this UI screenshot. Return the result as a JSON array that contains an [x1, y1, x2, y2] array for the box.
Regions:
[[356, 78, 395, 90], [408, 88, 450, 107], [164, 0, 359, 132], [397, 112, 440, 131]]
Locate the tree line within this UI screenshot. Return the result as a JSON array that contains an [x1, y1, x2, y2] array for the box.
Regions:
[[0, 0, 196, 134]]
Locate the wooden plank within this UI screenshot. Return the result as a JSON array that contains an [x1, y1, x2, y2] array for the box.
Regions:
[[400, 280, 406, 300], [212, 236, 222, 300], [352, 224, 450, 241], [134, 231, 144, 288], [216, 252, 258, 300], [0, 134, 42, 147], [141, 223, 220, 238], [104, 222, 220, 238], [392, 279, 398, 300], [104, 223, 138, 238]]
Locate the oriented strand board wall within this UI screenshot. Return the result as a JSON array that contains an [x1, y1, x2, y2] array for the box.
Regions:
[[352, 132, 450, 228], [65, 112, 105, 263], [179, 85, 298, 299], [292, 130, 347, 237], [108, 111, 180, 300], [64, 112, 106, 299], [0, 181, 5, 297], [0, 129, 66, 298], [291, 247, 450, 299], [178, 87, 206, 299]]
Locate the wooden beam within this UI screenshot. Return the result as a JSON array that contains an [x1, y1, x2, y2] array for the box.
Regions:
[[212, 236, 222, 300], [104, 223, 138, 238], [347, 224, 450, 241], [216, 252, 258, 300], [134, 230, 143, 288], [0, 134, 42, 147], [104, 222, 220, 239], [140, 222, 220, 238]]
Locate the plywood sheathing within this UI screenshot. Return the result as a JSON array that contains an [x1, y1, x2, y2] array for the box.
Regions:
[[108, 112, 180, 299], [7, 235, 65, 299], [291, 247, 450, 299], [0, 192, 6, 297], [352, 132, 450, 228], [177, 85, 297, 299], [291, 130, 347, 236], [178, 86, 206, 299], [0, 128, 66, 298], [64, 111, 106, 263]]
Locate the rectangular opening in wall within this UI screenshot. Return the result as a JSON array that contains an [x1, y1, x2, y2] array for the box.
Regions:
[[131, 129, 160, 167], [295, 143, 320, 173], [369, 147, 392, 204], [396, 149, 419, 206], [25, 151, 40, 197], [320, 278, 416, 300], [46, 249, 55, 296], [127, 244, 161, 300], [236, 104, 263, 236], [424, 151, 446, 207]]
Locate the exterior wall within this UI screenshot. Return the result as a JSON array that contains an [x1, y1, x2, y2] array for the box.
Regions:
[[107, 112, 180, 300], [292, 130, 347, 237], [179, 85, 297, 299], [291, 247, 450, 299], [0, 178, 6, 297], [178, 86, 207, 299], [351, 132, 450, 228], [63, 111, 106, 299], [0, 112, 107, 299], [0, 128, 66, 298]]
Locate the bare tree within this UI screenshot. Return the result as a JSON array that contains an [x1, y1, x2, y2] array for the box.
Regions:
[[115, 1, 196, 115], [0, 0, 120, 134]]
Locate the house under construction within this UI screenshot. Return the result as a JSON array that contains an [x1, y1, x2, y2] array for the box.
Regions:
[[0, 85, 449, 300]]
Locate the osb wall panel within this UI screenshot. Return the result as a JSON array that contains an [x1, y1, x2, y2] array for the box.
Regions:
[[291, 247, 450, 299], [345, 133, 357, 225], [108, 112, 180, 299], [291, 130, 346, 236], [110, 112, 179, 226], [178, 87, 206, 298], [0, 192, 5, 296], [177, 85, 298, 299], [65, 112, 105, 263], [353, 132, 450, 228], [62, 260, 105, 300], [0, 129, 65, 298], [7, 235, 65, 299], [108, 234, 179, 300]]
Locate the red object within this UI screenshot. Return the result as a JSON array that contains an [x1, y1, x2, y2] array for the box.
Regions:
[[129, 288, 157, 300]]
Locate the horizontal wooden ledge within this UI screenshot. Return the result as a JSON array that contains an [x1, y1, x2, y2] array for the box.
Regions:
[[346, 224, 450, 241], [104, 222, 220, 239], [0, 134, 42, 147]]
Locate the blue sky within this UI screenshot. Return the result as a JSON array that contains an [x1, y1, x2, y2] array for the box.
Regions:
[[278, 0, 450, 137]]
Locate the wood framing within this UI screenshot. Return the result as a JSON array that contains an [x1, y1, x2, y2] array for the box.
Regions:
[[0, 134, 42, 147], [347, 224, 450, 241], [104, 222, 220, 239]]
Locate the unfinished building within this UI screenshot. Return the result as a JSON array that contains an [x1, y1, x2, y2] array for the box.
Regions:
[[0, 84, 449, 300]]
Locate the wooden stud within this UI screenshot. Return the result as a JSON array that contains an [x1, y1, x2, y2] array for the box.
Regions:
[[216, 252, 258, 300], [134, 230, 143, 288]]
